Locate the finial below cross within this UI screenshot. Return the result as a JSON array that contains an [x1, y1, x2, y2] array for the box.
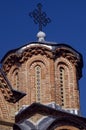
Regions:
[[29, 3, 51, 31]]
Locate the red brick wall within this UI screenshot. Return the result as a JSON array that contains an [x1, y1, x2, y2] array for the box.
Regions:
[[0, 44, 82, 129], [6, 48, 80, 111], [55, 57, 80, 109]]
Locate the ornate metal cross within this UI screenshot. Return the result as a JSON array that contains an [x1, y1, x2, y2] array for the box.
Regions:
[[29, 3, 51, 31]]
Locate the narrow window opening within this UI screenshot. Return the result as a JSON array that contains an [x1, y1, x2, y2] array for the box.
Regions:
[[14, 71, 19, 90], [35, 66, 41, 103], [16, 72, 19, 90], [59, 67, 65, 107], [13, 70, 20, 111]]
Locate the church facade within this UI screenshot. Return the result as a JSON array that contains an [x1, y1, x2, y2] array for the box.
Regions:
[[0, 31, 86, 130]]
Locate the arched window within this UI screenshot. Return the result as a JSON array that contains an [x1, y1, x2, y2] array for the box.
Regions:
[[15, 71, 19, 90], [59, 67, 65, 106], [13, 70, 19, 90], [13, 69, 20, 111], [35, 66, 41, 102]]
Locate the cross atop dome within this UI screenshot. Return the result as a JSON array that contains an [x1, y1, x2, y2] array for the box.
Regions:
[[29, 3, 51, 32]]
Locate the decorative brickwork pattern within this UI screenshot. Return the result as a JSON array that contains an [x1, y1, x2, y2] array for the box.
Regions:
[[0, 43, 83, 130], [2, 44, 82, 111], [55, 57, 80, 109]]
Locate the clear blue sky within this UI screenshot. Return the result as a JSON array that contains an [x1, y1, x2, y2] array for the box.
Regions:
[[0, 0, 86, 117]]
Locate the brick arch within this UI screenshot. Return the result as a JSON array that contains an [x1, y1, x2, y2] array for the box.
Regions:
[[5, 66, 21, 113], [29, 61, 46, 71], [55, 57, 79, 109], [26, 55, 49, 69], [55, 57, 78, 88], [6, 66, 19, 89], [26, 55, 51, 104], [56, 63, 69, 107], [11, 68, 20, 111], [11, 68, 19, 90], [47, 117, 86, 130], [29, 61, 46, 103]]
